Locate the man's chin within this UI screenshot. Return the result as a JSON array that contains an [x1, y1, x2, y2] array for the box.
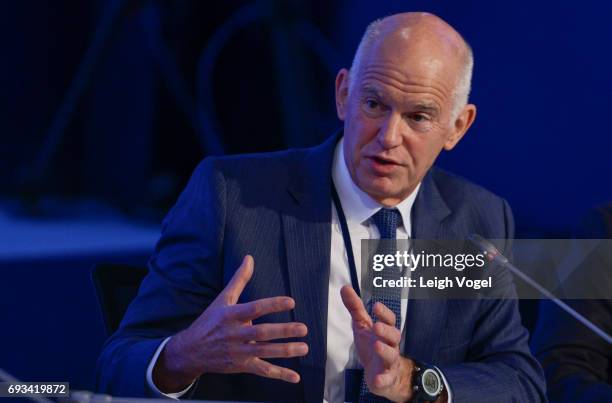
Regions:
[[358, 177, 404, 205]]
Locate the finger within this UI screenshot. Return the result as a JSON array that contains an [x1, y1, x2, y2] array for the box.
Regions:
[[223, 255, 254, 304], [231, 322, 308, 341], [229, 296, 295, 321], [373, 301, 396, 327], [373, 321, 401, 347], [243, 341, 309, 359], [246, 358, 301, 383], [374, 339, 398, 367], [340, 285, 373, 328]]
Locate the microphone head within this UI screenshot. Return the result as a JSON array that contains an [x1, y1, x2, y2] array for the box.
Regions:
[[468, 234, 509, 264]]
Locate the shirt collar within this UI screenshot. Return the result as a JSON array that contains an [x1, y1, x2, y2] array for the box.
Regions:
[[331, 137, 421, 231]]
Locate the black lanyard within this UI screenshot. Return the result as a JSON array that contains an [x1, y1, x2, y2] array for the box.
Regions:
[[331, 182, 361, 297], [332, 182, 368, 403]]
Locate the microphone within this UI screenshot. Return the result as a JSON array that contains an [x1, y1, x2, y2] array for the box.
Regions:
[[468, 234, 612, 345]]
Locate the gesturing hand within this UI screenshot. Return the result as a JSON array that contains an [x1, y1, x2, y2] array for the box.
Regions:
[[340, 285, 414, 402], [154, 255, 309, 393]]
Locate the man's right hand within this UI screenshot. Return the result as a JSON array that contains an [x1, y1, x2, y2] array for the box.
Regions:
[[153, 255, 309, 393]]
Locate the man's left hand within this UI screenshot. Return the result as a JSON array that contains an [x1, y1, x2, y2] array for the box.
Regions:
[[340, 285, 414, 402]]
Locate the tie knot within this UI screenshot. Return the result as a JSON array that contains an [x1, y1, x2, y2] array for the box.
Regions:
[[372, 208, 402, 239]]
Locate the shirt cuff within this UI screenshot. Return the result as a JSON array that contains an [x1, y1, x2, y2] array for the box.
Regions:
[[434, 366, 453, 403], [146, 336, 195, 399]]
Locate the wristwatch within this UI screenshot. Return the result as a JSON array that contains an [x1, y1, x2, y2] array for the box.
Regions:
[[412, 362, 444, 402]]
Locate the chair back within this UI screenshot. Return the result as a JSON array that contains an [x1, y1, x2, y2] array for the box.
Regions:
[[92, 263, 148, 336]]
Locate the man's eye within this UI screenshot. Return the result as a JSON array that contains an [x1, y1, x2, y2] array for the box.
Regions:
[[411, 113, 428, 122], [365, 99, 380, 109]]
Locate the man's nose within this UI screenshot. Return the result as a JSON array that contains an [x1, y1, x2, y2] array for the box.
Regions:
[[377, 112, 403, 149]]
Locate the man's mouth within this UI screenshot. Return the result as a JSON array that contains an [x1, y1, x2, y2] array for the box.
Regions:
[[365, 155, 404, 175], [368, 156, 402, 166]]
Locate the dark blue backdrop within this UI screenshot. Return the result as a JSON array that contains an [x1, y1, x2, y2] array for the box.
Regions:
[[0, 0, 610, 393]]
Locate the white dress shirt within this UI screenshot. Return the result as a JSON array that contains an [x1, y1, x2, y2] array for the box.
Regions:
[[147, 138, 451, 401], [324, 139, 419, 403]]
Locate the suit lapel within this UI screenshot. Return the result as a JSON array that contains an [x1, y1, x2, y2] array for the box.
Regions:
[[281, 134, 338, 403], [404, 170, 452, 363]]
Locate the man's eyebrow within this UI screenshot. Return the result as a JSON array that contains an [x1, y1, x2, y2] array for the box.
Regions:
[[361, 86, 385, 99], [413, 102, 440, 115]]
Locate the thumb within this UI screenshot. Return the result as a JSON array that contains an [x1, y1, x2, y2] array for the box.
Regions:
[[340, 285, 372, 327], [223, 255, 254, 304]]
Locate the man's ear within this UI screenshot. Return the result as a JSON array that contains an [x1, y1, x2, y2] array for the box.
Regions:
[[444, 104, 477, 150], [335, 68, 350, 121]]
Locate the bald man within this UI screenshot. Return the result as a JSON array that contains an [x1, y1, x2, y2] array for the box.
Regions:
[[96, 12, 546, 403]]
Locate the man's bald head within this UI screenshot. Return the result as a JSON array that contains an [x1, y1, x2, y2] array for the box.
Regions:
[[350, 12, 473, 118]]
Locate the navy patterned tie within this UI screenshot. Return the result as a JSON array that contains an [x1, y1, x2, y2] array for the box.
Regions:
[[359, 208, 403, 402]]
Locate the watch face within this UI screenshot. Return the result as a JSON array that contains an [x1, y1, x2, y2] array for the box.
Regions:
[[422, 369, 441, 395]]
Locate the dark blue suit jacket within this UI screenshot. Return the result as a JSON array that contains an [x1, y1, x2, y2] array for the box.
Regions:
[[96, 134, 546, 402]]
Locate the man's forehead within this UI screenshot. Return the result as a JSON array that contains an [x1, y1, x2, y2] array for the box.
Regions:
[[356, 38, 461, 101], [356, 59, 452, 101]]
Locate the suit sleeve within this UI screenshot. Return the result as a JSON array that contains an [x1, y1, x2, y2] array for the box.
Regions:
[[531, 299, 612, 402], [437, 199, 548, 403], [531, 209, 612, 402], [95, 158, 227, 397]]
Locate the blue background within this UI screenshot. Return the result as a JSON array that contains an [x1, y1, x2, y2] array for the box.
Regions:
[[0, 0, 610, 394]]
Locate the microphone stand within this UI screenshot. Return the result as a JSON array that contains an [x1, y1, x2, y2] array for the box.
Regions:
[[468, 234, 612, 345]]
